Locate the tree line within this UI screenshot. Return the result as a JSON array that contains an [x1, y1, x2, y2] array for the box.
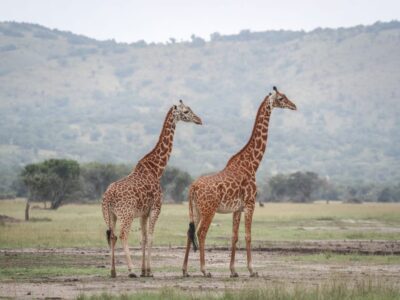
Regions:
[[2, 159, 399, 220], [258, 171, 400, 203]]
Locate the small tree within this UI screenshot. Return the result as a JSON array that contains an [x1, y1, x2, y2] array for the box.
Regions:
[[21, 159, 80, 219]]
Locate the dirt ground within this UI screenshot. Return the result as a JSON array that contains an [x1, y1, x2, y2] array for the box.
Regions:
[[1, 241, 400, 299]]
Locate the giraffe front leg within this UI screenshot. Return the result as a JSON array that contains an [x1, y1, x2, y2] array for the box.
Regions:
[[230, 211, 241, 278], [140, 216, 148, 277], [145, 208, 160, 277], [244, 208, 258, 278]]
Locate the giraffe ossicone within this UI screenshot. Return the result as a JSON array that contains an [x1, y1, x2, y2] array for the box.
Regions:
[[182, 87, 296, 278], [102, 100, 202, 278]]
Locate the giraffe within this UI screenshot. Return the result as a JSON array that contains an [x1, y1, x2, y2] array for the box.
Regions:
[[182, 86, 296, 278], [102, 100, 202, 278]]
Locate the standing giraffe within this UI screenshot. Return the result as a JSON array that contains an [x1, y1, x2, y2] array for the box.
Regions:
[[182, 87, 296, 278], [102, 100, 202, 278]]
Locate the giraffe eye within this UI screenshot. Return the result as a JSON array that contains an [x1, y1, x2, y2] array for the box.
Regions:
[[184, 110, 189, 114]]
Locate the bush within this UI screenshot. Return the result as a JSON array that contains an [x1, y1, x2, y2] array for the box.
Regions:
[[80, 163, 131, 200]]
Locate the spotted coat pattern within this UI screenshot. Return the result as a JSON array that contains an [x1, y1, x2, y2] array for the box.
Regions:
[[102, 102, 202, 278], [182, 88, 296, 277]]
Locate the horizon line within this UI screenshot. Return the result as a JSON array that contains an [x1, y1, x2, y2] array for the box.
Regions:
[[1, 19, 399, 44]]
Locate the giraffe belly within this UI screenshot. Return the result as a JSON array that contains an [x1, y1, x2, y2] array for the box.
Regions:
[[216, 199, 243, 214]]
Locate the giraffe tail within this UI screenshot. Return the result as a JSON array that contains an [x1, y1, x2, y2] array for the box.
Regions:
[[188, 188, 198, 251], [188, 221, 198, 251], [103, 199, 116, 248]]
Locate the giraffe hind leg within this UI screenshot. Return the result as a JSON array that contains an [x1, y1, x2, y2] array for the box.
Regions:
[[119, 217, 136, 277], [110, 231, 117, 278], [107, 211, 117, 278], [197, 215, 214, 277], [182, 222, 195, 277], [182, 207, 200, 277], [182, 234, 191, 277]]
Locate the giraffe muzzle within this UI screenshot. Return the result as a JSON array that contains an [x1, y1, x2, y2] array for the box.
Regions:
[[193, 116, 203, 125]]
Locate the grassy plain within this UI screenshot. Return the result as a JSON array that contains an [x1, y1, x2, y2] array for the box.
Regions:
[[1, 199, 399, 299], [0, 199, 400, 248]]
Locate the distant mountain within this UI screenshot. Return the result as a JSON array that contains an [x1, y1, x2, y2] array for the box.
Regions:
[[0, 21, 399, 186]]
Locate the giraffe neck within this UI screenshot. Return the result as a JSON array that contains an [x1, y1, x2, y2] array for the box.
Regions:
[[226, 96, 272, 175], [136, 108, 176, 178]]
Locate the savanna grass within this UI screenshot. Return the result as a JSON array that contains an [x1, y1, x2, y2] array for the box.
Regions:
[[1, 199, 399, 248]]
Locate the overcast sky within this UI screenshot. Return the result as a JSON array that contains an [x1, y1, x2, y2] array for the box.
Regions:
[[1, 0, 399, 43]]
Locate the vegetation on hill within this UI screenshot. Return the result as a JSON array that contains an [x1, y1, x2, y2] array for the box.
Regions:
[[0, 21, 400, 194]]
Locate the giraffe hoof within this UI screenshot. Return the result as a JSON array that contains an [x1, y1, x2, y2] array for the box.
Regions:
[[110, 270, 116, 278], [204, 272, 212, 278], [230, 272, 239, 278], [182, 271, 190, 277], [128, 273, 137, 278], [250, 272, 259, 278]]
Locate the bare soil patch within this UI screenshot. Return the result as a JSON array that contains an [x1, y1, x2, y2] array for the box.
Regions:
[[1, 241, 399, 299]]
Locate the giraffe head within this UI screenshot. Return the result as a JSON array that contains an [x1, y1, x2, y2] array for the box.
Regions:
[[172, 100, 203, 125], [269, 86, 297, 110]]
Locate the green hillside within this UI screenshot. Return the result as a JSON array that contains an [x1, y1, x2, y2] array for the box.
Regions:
[[0, 21, 399, 187]]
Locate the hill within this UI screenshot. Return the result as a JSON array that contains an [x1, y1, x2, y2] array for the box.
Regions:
[[0, 21, 399, 189]]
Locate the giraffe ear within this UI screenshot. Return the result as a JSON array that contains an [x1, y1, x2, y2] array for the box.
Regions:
[[268, 92, 272, 96]]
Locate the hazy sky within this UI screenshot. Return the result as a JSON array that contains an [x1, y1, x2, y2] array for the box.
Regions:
[[1, 0, 399, 43]]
